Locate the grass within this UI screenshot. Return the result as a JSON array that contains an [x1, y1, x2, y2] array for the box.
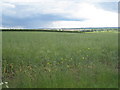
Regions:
[[2, 31, 118, 88]]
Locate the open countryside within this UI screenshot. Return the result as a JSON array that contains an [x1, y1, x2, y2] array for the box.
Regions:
[[2, 28, 118, 88]]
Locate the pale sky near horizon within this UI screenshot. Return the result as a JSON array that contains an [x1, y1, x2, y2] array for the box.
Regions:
[[1, 0, 119, 29]]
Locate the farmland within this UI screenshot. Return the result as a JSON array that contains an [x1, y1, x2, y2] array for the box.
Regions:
[[2, 31, 118, 88]]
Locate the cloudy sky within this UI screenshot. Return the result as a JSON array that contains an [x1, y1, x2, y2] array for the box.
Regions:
[[1, 0, 119, 29]]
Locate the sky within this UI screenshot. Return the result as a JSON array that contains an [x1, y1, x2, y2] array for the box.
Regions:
[[1, 0, 119, 29]]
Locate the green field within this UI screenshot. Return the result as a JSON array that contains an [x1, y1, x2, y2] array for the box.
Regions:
[[2, 31, 118, 88]]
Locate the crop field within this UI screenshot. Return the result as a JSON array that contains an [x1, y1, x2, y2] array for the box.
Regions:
[[2, 31, 118, 88]]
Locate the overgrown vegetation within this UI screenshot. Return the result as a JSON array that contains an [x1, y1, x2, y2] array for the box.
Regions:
[[2, 31, 118, 88]]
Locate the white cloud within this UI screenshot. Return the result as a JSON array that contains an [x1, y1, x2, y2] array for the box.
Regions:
[[0, 26, 24, 29], [2, 0, 119, 3], [51, 3, 118, 28], [2, 3, 16, 8], [0, 26, 9, 29], [2, 2, 16, 17], [2, 0, 118, 28]]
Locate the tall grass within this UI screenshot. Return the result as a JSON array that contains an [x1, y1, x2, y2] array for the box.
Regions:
[[2, 31, 118, 88]]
